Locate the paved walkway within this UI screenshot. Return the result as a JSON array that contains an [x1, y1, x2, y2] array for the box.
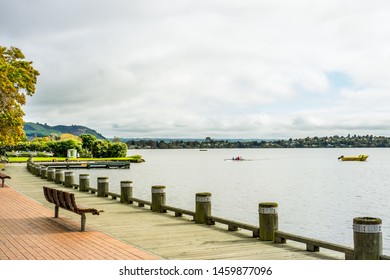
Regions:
[[0, 183, 159, 260]]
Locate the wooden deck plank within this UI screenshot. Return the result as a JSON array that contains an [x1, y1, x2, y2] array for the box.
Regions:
[[4, 163, 345, 260]]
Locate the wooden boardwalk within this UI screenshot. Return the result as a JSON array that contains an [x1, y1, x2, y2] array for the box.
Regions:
[[3, 163, 345, 260]]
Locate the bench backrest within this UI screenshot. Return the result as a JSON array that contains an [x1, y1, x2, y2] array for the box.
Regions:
[[43, 186, 100, 216], [43, 186, 76, 211]]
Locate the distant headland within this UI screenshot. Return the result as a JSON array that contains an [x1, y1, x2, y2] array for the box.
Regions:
[[24, 122, 106, 140]]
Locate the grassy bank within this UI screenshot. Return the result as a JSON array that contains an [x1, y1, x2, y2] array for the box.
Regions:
[[8, 155, 144, 163]]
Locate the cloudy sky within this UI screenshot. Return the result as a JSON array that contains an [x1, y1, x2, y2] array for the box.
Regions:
[[2, 0, 390, 139]]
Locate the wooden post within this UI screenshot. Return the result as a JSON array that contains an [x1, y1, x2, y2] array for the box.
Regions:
[[31, 164, 37, 175], [353, 217, 383, 260], [195, 192, 212, 224], [151, 185, 166, 212], [55, 169, 64, 184], [34, 164, 40, 176], [79, 174, 90, 192], [40, 167, 48, 179], [120, 181, 133, 203], [64, 171, 75, 188], [259, 202, 278, 241], [47, 168, 55, 182], [97, 177, 109, 197], [35, 165, 42, 177]]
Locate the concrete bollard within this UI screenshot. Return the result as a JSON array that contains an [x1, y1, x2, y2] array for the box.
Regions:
[[120, 181, 133, 203], [47, 168, 55, 181], [79, 174, 90, 192], [151, 185, 166, 213], [40, 167, 48, 179], [195, 192, 212, 224], [97, 177, 109, 197], [55, 169, 64, 184], [353, 217, 383, 259], [259, 202, 278, 241], [64, 171, 75, 188]]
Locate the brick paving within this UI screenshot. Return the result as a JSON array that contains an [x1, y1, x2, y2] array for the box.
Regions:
[[0, 184, 159, 260]]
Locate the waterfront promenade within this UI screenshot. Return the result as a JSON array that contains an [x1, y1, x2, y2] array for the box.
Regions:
[[1, 163, 345, 260], [0, 175, 158, 260]]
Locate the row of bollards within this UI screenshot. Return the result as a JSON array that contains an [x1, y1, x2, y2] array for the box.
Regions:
[[28, 162, 384, 260]]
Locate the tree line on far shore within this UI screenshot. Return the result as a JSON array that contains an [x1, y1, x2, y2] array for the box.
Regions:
[[2, 133, 389, 161], [126, 135, 390, 149]]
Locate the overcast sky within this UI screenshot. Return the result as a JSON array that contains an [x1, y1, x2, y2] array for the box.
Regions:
[[2, 0, 390, 139]]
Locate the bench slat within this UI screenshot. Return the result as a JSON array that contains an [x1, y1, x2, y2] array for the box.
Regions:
[[43, 187, 52, 203], [57, 190, 69, 209]]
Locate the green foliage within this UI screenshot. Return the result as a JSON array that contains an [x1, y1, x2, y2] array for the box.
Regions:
[[108, 142, 128, 157], [47, 139, 82, 157], [91, 139, 109, 158], [91, 139, 127, 158], [8, 155, 143, 163], [80, 134, 97, 151], [0, 46, 40, 145], [2, 133, 128, 158]]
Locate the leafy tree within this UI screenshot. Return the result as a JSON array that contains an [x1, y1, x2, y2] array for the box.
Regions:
[[0, 46, 39, 145], [91, 140, 109, 158], [108, 142, 128, 157], [80, 134, 97, 151], [48, 139, 82, 157], [91, 140, 128, 158], [60, 133, 80, 141]]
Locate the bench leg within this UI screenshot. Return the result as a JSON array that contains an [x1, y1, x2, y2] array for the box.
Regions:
[[81, 213, 86, 232], [1, 179, 4, 187], [54, 206, 59, 218]]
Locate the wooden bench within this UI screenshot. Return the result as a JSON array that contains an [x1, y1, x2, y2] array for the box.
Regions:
[[0, 172, 11, 187], [43, 186, 100, 231]]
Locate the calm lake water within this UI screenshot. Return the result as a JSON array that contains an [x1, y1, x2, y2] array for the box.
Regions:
[[72, 148, 390, 255]]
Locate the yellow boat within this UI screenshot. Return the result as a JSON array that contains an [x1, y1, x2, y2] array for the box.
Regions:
[[338, 155, 368, 161]]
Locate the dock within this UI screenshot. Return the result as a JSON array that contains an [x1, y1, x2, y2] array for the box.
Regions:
[[39, 161, 130, 169], [1, 163, 359, 260]]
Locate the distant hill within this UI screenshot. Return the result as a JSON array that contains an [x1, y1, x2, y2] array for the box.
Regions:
[[24, 122, 106, 140]]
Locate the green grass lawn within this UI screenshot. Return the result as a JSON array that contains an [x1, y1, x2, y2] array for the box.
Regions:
[[8, 155, 144, 163]]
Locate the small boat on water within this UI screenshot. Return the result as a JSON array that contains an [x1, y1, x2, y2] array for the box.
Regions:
[[225, 156, 247, 161], [338, 155, 368, 161]]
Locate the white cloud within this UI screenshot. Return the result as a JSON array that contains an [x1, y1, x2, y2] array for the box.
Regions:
[[3, 0, 390, 138]]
